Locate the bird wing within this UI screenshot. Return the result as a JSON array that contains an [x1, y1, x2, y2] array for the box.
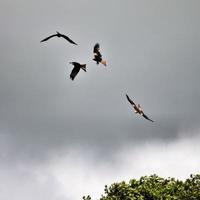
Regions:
[[93, 43, 102, 57], [70, 62, 80, 66], [40, 34, 58, 42], [70, 66, 80, 80], [126, 94, 136, 106], [61, 34, 77, 45], [93, 43, 100, 53], [142, 113, 154, 122]]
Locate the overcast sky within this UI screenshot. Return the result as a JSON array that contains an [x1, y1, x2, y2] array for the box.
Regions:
[[1, 0, 200, 199]]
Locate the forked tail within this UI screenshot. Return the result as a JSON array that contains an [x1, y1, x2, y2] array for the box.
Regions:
[[81, 64, 86, 72], [101, 60, 107, 66]]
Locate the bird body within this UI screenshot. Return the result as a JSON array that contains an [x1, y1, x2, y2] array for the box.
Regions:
[[126, 94, 154, 122], [93, 43, 107, 66], [40, 31, 77, 45], [69, 62, 86, 80]]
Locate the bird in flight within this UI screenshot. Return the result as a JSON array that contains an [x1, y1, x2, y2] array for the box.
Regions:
[[126, 94, 154, 122], [93, 43, 107, 66], [69, 62, 86, 80], [40, 31, 77, 45]]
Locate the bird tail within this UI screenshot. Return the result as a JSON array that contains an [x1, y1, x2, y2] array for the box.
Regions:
[[81, 64, 86, 72], [101, 60, 107, 66]]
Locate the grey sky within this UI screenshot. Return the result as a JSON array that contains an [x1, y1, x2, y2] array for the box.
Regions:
[[0, 0, 200, 199]]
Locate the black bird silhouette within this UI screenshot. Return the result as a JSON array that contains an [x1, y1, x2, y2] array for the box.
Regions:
[[126, 94, 154, 122], [93, 43, 107, 66], [69, 62, 86, 80], [40, 31, 77, 45]]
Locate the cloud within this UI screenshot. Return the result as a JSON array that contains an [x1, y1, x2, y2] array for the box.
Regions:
[[42, 129, 200, 200], [0, 128, 200, 200], [0, 163, 66, 200]]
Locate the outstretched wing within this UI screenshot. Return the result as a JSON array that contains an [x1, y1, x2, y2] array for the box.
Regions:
[[61, 34, 77, 45], [40, 34, 58, 42], [126, 94, 136, 106], [93, 43, 100, 53], [142, 113, 154, 122], [93, 43, 102, 56], [70, 66, 80, 80]]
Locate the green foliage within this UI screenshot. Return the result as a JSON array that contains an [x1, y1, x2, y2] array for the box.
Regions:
[[83, 174, 200, 200]]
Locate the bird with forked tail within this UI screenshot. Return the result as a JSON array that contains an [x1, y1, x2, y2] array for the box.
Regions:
[[40, 31, 77, 45], [126, 94, 154, 122], [69, 62, 86, 81], [93, 43, 107, 66]]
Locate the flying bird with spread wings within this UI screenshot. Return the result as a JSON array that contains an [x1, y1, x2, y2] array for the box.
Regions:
[[40, 31, 77, 45], [93, 43, 107, 66], [69, 62, 86, 80], [126, 94, 154, 122]]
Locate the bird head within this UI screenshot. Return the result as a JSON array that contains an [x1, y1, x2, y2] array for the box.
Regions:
[[56, 31, 61, 36]]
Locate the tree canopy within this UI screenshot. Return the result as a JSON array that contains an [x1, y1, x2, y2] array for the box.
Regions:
[[83, 174, 200, 200]]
